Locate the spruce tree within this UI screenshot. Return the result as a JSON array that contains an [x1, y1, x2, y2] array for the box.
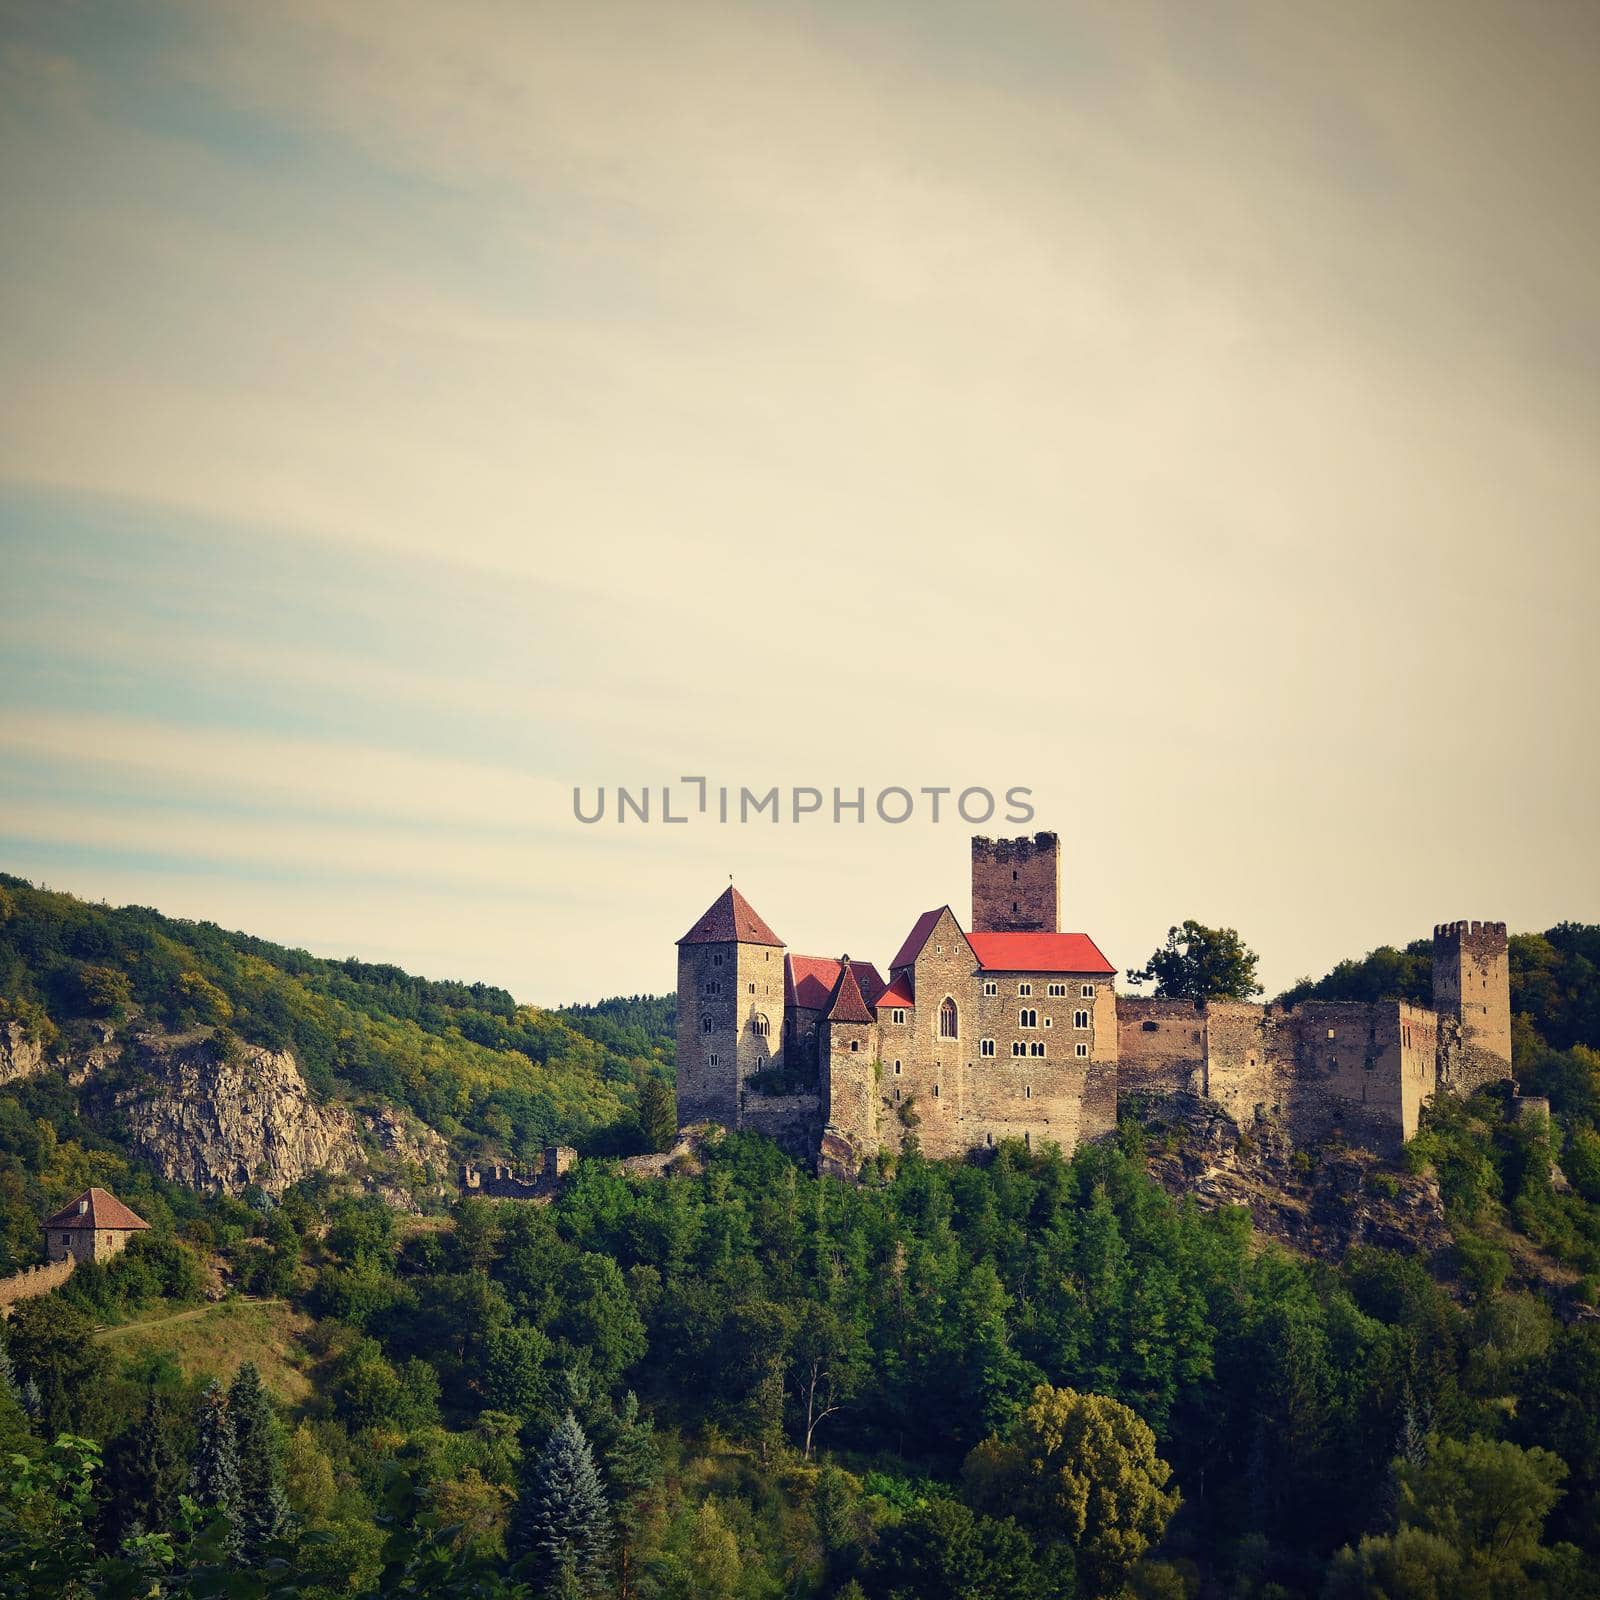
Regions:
[[512, 1410, 613, 1596], [188, 1378, 242, 1560], [229, 1362, 291, 1563], [103, 1384, 183, 1544], [600, 1391, 661, 1600]]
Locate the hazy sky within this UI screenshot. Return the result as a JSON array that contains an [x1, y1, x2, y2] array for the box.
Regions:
[[1, 0, 1596, 1004]]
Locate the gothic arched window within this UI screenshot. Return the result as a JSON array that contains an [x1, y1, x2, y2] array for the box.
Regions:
[[752, 1014, 771, 1038], [939, 998, 958, 1039]]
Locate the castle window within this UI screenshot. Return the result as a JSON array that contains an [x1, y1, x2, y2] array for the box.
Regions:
[[709, 1052, 720, 1065], [1013, 901, 1019, 913], [850, 1040, 859, 1052], [1013, 870, 1018, 881], [1327, 1028, 1336, 1040], [1043, 1016, 1052, 1028], [712, 953, 723, 967], [702, 1017, 714, 1033], [1024, 1131, 1030, 1148], [1030, 1041, 1046, 1057], [1012, 1041, 1027, 1057], [980, 1038, 996, 1056], [1019, 1008, 1038, 1029], [1048, 983, 1066, 997], [703, 981, 722, 996], [987, 1131, 994, 1146], [1025, 1084, 1032, 1098], [1019, 982, 1032, 997], [895, 1087, 901, 1101], [933, 1083, 940, 1097], [1075, 1043, 1089, 1058], [936, 943, 943, 954], [1074, 1009, 1089, 1029], [1142, 1020, 1158, 1032], [939, 998, 958, 1038], [749, 982, 756, 994], [894, 1059, 902, 1073], [1081, 984, 1095, 998], [752, 1014, 770, 1037], [891, 1008, 906, 1025], [983, 980, 997, 996]]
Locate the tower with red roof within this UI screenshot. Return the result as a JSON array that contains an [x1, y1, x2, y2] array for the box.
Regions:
[[675, 885, 786, 1130]]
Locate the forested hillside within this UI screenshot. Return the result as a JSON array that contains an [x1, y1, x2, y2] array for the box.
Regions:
[[0, 874, 673, 1163], [3, 895, 1599, 1599]]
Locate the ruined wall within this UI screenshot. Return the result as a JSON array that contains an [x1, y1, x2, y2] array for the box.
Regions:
[[1117, 998, 1207, 1101], [971, 833, 1060, 933], [741, 1092, 823, 1161], [1201, 1002, 1278, 1122]]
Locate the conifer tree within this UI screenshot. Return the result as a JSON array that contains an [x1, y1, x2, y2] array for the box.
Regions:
[[102, 1384, 183, 1543], [188, 1378, 242, 1560], [600, 1391, 661, 1600], [512, 1409, 613, 1596], [229, 1362, 291, 1563]]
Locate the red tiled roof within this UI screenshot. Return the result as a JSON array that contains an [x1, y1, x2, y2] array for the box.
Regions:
[[876, 973, 914, 1010], [44, 1188, 151, 1232], [826, 959, 875, 1025], [889, 907, 961, 971], [966, 931, 1115, 975], [787, 955, 885, 1012], [677, 885, 784, 947]]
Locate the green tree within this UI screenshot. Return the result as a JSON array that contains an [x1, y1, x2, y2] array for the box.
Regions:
[[965, 1383, 1180, 1598], [598, 1391, 660, 1600], [512, 1409, 613, 1596], [188, 1378, 242, 1560], [637, 1077, 677, 1154], [229, 1362, 291, 1563], [1126, 921, 1262, 1003], [100, 1383, 184, 1545], [869, 1498, 1061, 1600]]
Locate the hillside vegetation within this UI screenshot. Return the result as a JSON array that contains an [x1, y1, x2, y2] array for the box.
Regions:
[[0, 872, 672, 1157], [3, 888, 1600, 1600]]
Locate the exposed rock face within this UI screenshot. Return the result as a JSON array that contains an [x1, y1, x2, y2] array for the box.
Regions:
[[95, 1031, 366, 1197], [0, 1022, 45, 1085], [1140, 1094, 1451, 1261]]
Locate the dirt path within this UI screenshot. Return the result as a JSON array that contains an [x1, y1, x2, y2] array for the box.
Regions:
[[92, 1297, 284, 1340]]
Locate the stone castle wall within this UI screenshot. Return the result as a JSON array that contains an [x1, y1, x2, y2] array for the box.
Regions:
[[677, 839, 1514, 1176], [0, 1255, 75, 1318]]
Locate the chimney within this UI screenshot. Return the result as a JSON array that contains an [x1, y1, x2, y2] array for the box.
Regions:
[[77, 1198, 88, 1214]]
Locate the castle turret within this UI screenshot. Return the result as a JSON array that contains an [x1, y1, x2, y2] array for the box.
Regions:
[[1433, 920, 1512, 1094], [972, 833, 1060, 933], [820, 955, 878, 1166], [676, 885, 785, 1130]]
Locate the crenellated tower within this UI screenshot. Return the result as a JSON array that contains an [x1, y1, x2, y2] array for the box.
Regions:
[[972, 831, 1060, 933], [1432, 919, 1512, 1094], [675, 885, 786, 1131]]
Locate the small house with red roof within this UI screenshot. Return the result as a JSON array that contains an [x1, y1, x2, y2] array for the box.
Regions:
[[44, 1188, 151, 1264]]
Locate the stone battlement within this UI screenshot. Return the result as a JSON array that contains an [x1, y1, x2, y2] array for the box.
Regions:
[[459, 1145, 576, 1202], [0, 1255, 75, 1318]]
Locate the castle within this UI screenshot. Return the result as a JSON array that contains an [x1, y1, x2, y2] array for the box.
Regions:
[[675, 833, 1513, 1173]]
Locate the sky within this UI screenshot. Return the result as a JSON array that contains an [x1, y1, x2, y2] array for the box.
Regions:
[[1, 0, 1596, 1005]]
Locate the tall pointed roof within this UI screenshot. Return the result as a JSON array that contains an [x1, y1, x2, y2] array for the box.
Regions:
[[825, 957, 876, 1024], [44, 1188, 151, 1232], [677, 885, 785, 947], [889, 906, 974, 971]]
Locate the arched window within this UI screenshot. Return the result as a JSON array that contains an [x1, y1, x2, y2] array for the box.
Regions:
[[701, 1016, 714, 1034], [939, 998, 958, 1038], [752, 1014, 770, 1038]]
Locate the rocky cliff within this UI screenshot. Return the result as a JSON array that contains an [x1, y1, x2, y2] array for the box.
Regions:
[[0, 1022, 45, 1086], [1139, 1093, 1451, 1261], [9, 1020, 449, 1204]]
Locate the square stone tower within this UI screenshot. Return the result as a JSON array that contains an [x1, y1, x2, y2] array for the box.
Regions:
[[1433, 920, 1512, 1094], [676, 885, 785, 1131], [972, 832, 1060, 933]]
